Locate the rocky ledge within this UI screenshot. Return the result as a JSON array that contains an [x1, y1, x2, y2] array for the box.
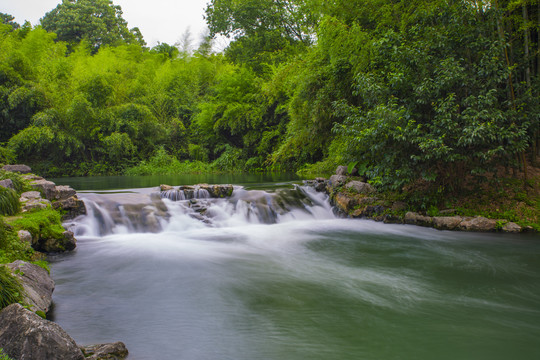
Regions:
[[305, 166, 530, 233], [160, 183, 234, 199]]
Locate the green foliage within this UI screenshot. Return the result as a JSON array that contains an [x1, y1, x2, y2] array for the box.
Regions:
[[0, 170, 27, 194], [0, 348, 14, 360], [125, 147, 214, 175], [10, 208, 65, 242], [0, 265, 24, 310], [0, 188, 20, 216], [0, 217, 35, 265], [0, 13, 20, 30]]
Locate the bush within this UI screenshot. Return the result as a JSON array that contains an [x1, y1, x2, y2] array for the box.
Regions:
[[0, 265, 24, 310], [0, 187, 20, 216], [10, 208, 65, 242]]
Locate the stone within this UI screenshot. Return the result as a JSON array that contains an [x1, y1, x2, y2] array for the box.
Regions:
[[55, 185, 76, 200], [160, 184, 174, 191], [363, 205, 386, 217], [336, 165, 348, 176], [17, 230, 33, 244], [433, 216, 463, 230], [20, 191, 42, 201], [333, 192, 357, 213], [328, 175, 348, 189], [22, 198, 52, 212], [359, 197, 378, 205], [404, 212, 433, 227], [0, 304, 84, 360], [502, 222, 522, 233], [345, 181, 376, 194], [7, 261, 54, 314], [1, 164, 32, 174], [459, 216, 497, 232], [37, 231, 77, 253], [0, 179, 14, 190], [383, 214, 402, 224], [53, 196, 87, 220], [30, 179, 57, 200], [80, 342, 129, 360]]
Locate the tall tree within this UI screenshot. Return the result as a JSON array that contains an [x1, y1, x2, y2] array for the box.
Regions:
[[0, 13, 20, 30]]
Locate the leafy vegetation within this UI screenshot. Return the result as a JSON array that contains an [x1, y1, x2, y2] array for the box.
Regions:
[[0, 265, 24, 310], [0, 0, 537, 207]]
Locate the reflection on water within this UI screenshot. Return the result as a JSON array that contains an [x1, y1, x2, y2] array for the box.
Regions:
[[49, 183, 540, 360]]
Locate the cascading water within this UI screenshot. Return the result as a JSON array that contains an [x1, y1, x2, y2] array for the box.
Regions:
[[50, 181, 540, 360]]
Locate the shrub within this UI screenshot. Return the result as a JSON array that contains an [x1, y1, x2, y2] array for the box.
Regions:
[[0, 187, 20, 216], [0, 265, 24, 310]]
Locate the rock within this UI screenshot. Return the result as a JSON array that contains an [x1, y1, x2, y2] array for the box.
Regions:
[[0, 179, 14, 190], [459, 216, 497, 232], [303, 179, 327, 192], [55, 185, 76, 200], [53, 196, 87, 220], [200, 184, 234, 198], [80, 342, 129, 360], [37, 231, 77, 253], [21, 198, 52, 212], [359, 197, 378, 205], [433, 216, 463, 230], [404, 212, 433, 227], [344, 181, 376, 194], [336, 166, 348, 176], [1, 164, 32, 174], [383, 214, 402, 224], [6, 261, 54, 314], [334, 192, 357, 213], [328, 175, 348, 189], [160, 184, 174, 191], [30, 179, 57, 200], [502, 222, 522, 233], [0, 303, 84, 360], [363, 205, 386, 217], [17, 230, 33, 244], [22, 174, 43, 181], [20, 191, 42, 201]]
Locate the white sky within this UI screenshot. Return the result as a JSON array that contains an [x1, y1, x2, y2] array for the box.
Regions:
[[0, 0, 212, 47]]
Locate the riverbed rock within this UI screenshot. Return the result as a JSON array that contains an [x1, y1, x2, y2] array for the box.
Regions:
[[404, 212, 433, 227], [502, 222, 522, 233], [1, 164, 32, 174], [199, 184, 234, 198], [53, 196, 87, 220], [333, 192, 357, 213], [36, 230, 77, 253], [459, 216, 497, 232], [160, 184, 174, 191], [30, 179, 57, 200], [0, 303, 84, 360], [344, 181, 376, 194], [80, 342, 129, 360], [433, 216, 463, 230], [0, 179, 14, 190], [55, 185, 77, 200], [7, 261, 54, 314]]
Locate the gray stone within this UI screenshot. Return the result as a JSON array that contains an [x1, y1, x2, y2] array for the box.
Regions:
[[345, 181, 376, 194], [0, 304, 84, 360], [502, 222, 522, 233], [459, 216, 497, 232], [328, 175, 348, 189], [53, 196, 87, 220], [160, 184, 174, 191], [17, 230, 33, 244], [22, 198, 52, 212], [80, 342, 129, 360], [7, 261, 54, 314], [404, 212, 433, 227], [433, 216, 463, 230], [1, 164, 32, 174], [37, 231, 77, 253], [30, 179, 57, 200], [336, 166, 348, 176], [199, 184, 234, 198], [0, 179, 14, 190], [20, 191, 42, 201], [55, 185, 76, 200]]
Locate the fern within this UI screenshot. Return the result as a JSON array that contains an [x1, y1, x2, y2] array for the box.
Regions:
[[0, 265, 24, 310], [0, 188, 20, 216]]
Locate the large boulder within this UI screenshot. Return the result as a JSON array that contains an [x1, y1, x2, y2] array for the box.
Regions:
[[433, 216, 463, 230], [55, 185, 77, 201], [327, 175, 348, 190], [459, 216, 497, 232], [502, 222, 522, 233], [333, 192, 357, 213], [6, 261, 54, 314], [344, 181, 376, 194], [80, 342, 129, 360], [404, 212, 433, 227], [30, 179, 57, 200], [1, 164, 32, 174], [336, 166, 348, 176], [53, 196, 87, 220], [0, 303, 85, 360]]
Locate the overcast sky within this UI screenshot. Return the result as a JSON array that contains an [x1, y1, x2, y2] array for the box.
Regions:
[[1, 0, 213, 47]]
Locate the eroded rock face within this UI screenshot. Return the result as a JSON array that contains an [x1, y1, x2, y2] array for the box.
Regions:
[[433, 216, 463, 230], [80, 342, 129, 360], [0, 304, 84, 360], [459, 216, 497, 232], [1, 164, 32, 174], [30, 179, 57, 200], [334, 192, 357, 213], [55, 185, 77, 200], [7, 261, 54, 314], [404, 212, 434, 227], [53, 196, 87, 220]]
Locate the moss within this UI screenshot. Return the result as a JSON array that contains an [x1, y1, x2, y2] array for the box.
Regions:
[[0, 187, 20, 216], [8, 208, 65, 242], [0, 217, 35, 264]]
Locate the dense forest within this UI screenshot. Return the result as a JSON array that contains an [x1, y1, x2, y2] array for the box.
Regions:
[[0, 0, 539, 193]]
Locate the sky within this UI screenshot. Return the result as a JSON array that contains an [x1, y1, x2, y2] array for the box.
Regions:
[[1, 0, 214, 48]]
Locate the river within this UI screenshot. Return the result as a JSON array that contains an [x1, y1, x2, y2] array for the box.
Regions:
[[49, 175, 540, 360]]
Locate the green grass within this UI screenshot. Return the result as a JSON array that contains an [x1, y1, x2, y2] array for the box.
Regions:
[[0, 187, 20, 216], [0, 217, 35, 265], [0, 265, 24, 310], [8, 208, 65, 242], [0, 348, 14, 360]]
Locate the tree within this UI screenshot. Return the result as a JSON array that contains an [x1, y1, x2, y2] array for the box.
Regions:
[[40, 0, 141, 52], [0, 13, 20, 30]]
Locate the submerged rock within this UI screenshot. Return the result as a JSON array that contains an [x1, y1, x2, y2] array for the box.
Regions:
[[0, 304, 85, 360], [7, 261, 54, 314]]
